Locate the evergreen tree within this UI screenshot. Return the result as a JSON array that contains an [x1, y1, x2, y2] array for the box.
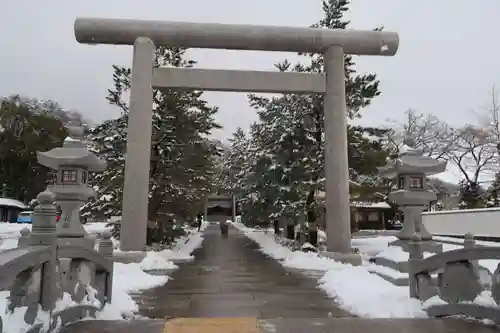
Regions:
[[0, 95, 68, 202], [485, 172, 500, 207], [232, 0, 390, 241], [222, 127, 250, 199], [459, 179, 486, 209], [83, 47, 221, 244], [237, 122, 283, 226]]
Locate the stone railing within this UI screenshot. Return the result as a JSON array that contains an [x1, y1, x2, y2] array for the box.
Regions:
[[0, 190, 113, 333], [409, 233, 500, 324]]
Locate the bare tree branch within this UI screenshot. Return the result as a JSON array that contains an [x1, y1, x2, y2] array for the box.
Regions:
[[384, 109, 456, 159]]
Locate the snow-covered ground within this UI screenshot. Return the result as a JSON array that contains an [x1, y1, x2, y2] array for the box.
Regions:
[[0, 221, 206, 332], [233, 223, 500, 318]]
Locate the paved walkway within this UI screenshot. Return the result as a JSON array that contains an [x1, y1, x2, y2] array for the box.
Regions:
[[61, 225, 500, 332], [135, 224, 350, 319]]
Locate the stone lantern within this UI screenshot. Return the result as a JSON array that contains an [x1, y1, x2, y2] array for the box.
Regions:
[[37, 124, 106, 246], [378, 140, 446, 252]]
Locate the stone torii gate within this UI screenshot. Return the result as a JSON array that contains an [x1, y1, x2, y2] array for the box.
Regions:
[[74, 18, 399, 263]]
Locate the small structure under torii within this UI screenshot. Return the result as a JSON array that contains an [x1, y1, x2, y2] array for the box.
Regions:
[[73, 17, 400, 264]]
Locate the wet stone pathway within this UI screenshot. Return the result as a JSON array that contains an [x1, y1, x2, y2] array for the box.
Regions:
[[134, 224, 350, 319], [61, 225, 500, 333]]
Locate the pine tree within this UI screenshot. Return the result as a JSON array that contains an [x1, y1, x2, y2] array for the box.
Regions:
[[238, 123, 282, 226], [235, 0, 390, 242], [459, 179, 486, 209], [83, 47, 221, 244], [222, 127, 250, 198], [485, 172, 500, 207], [0, 96, 68, 202]]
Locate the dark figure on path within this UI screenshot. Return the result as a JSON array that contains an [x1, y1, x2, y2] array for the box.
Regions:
[[196, 213, 203, 231], [273, 219, 280, 235], [220, 220, 229, 239]]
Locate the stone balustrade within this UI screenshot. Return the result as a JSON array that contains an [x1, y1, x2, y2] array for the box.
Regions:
[[408, 233, 500, 324], [0, 190, 113, 333]]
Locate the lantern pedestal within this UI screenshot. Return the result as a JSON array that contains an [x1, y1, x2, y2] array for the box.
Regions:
[[386, 190, 443, 253], [389, 239, 443, 254]]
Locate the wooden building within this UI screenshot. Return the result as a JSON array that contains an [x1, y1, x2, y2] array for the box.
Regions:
[[314, 190, 393, 230], [204, 194, 236, 223], [0, 197, 28, 223], [350, 201, 393, 230]]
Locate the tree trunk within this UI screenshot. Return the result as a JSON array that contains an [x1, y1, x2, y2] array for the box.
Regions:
[[286, 225, 295, 240], [273, 220, 280, 235], [305, 104, 322, 247], [306, 189, 318, 247]]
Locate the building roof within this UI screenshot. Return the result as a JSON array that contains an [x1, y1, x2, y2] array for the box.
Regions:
[[313, 190, 391, 209], [0, 198, 28, 209], [351, 201, 392, 209]]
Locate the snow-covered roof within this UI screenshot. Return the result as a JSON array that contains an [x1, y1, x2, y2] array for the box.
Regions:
[[0, 198, 28, 209], [314, 191, 391, 209], [428, 169, 461, 185], [351, 201, 392, 209], [399, 144, 421, 156]]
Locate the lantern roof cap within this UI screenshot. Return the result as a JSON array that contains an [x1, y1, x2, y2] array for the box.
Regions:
[[36, 125, 106, 172], [378, 138, 447, 179]]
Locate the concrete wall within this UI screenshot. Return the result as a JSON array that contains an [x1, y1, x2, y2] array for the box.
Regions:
[[422, 207, 500, 237]]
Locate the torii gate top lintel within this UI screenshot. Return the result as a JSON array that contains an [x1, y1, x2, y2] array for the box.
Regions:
[[74, 17, 399, 56]]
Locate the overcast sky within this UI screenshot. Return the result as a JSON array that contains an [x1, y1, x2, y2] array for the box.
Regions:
[[1, 0, 499, 151]]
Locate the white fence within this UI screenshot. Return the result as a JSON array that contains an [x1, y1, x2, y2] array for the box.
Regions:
[[422, 207, 500, 237]]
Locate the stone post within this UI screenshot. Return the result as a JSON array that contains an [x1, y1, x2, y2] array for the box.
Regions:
[[408, 234, 423, 299], [232, 195, 236, 222], [464, 232, 476, 249], [398, 206, 432, 241], [120, 37, 155, 252], [98, 231, 114, 259], [96, 231, 114, 304], [29, 189, 57, 247], [464, 232, 478, 268], [320, 46, 361, 265], [204, 196, 209, 222], [17, 228, 30, 248], [30, 189, 58, 312]]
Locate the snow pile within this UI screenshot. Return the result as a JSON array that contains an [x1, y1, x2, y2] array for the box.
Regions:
[[0, 301, 50, 333], [98, 228, 205, 319], [352, 235, 396, 256], [0, 223, 205, 331], [0, 237, 19, 251], [375, 245, 437, 262], [235, 222, 426, 318], [82, 222, 113, 235], [0, 260, 168, 332], [98, 262, 169, 319], [156, 231, 204, 262], [140, 252, 178, 271], [237, 222, 500, 318], [319, 266, 426, 318], [283, 252, 337, 271]]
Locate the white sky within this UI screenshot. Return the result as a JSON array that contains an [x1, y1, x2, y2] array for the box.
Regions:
[[1, 0, 499, 154]]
